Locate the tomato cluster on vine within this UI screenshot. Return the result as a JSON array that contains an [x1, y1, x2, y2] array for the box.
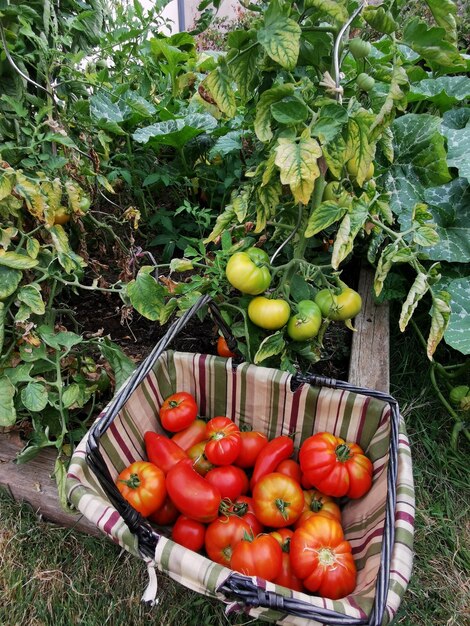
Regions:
[[116, 391, 373, 600]]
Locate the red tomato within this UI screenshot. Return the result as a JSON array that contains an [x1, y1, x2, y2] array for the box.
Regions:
[[204, 417, 241, 466], [160, 391, 198, 433], [205, 516, 251, 566], [234, 431, 269, 469], [205, 465, 248, 501], [301, 489, 341, 522], [290, 516, 357, 599], [144, 432, 187, 474], [172, 515, 206, 552], [231, 534, 283, 581], [187, 440, 213, 476], [250, 435, 294, 491], [299, 432, 373, 499], [220, 496, 264, 536], [217, 336, 237, 358], [276, 459, 302, 483], [270, 529, 304, 592], [116, 461, 166, 517], [148, 496, 179, 526], [252, 472, 304, 528], [171, 418, 207, 451], [166, 458, 221, 523]]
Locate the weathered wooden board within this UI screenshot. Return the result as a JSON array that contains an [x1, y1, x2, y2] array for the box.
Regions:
[[0, 266, 390, 534], [348, 266, 390, 393], [0, 432, 102, 538]]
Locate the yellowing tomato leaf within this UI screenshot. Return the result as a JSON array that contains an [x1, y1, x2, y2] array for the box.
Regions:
[[254, 84, 295, 142], [427, 291, 451, 359], [274, 134, 322, 205], [257, 0, 301, 70], [203, 65, 237, 118]]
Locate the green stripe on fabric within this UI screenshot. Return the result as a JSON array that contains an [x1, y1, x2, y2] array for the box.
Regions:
[[346, 505, 387, 533], [269, 370, 284, 439], [394, 527, 414, 547], [353, 541, 383, 571], [213, 357, 229, 418], [121, 406, 146, 457], [301, 386, 320, 442], [388, 578, 407, 598], [162, 351, 177, 398], [204, 563, 225, 594], [159, 538, 173, 572], [338, 392, 355, 439], [367, 434, 390, 463], [361, 399, 388, 451], [397, 485, 415, 498], [140, 379, 161, 427]]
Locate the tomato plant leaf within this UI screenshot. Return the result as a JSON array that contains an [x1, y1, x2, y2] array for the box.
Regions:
[[0, 251, 39, 270], [256, 180, 281, 233], [0, 375, 16, 427], [0, 171, 14, 201], [427, 291, 451, 359], [99, 337, 136, 390], [62, 383, 81, 409], [363, 6, 397, 34], [37, 326, 83, 350], [305, 201, 348, 238], [443, 277, 470, 355], [274, 134, 322, 205], [257, 0, 301, 70], [331, 199, 369, 269], [311, 104, 348, 144], [26, 237, 40, 259], [227, 33, 261, 102], [399, 272, 429, 332], [253, 331, 286, 364], [0, 266, 22, 299], [15, 172, 47, 220], [322, 133, 347, 179], [17, 284, 45, 315], [424, 0, 457, 44], [48, 225, 86, 273], [254, 84, 295, 142], [126, 268, 166, 321], [345, 112, 376, 187], [271, 96, 308, 125], [370, 65, 408, 141], [203, 65, 237, 117], [204, 205, 236, 244], [304, 0, 347, 26], [21, 381, 49, 412]]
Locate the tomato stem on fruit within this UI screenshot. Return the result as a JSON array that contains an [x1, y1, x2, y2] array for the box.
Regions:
[[335, 443, 352, 462], [120, 473, 141, 489], [275, 498, 291, 520]]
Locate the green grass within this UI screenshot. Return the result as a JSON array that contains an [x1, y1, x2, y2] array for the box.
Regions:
[[1, 328, 469, 626]]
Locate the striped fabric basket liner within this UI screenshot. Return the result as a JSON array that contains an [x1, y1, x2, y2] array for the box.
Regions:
[[66, 297, 415, 625]]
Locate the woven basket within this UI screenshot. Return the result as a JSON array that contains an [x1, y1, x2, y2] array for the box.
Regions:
[[66, 295, 415, 625]]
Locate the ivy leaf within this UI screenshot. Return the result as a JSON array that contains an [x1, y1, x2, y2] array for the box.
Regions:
[[0, 376, 16, 427], [304, 0, 348, 26], [444, 277, 470, 355], [408, 76, 470, 111], [21, 381, 49, 412], [305, 201, 348, 238], [384, 114, 451, 228], [441, 107, 470, 182], [274, 133, 322, 205], [0, 251, 38, 269], [424, 0, 457, 44], [399, 273, 429, 332], [257, 0, 301, 70], [427, 291, 451, 359], [423, 178, 470, 263], [126, 267, 166, 321], [254, 331, 286, 364], [203, 65, 236, 117], [0, 266, 22, 299], [403, 18, 465, 73], [254, 84, 295, 142]]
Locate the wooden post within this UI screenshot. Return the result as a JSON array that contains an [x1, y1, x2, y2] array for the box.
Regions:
[[348, 266, 390, 393]]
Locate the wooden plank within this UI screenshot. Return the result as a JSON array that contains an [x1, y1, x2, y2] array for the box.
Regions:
[[0, 432, 102, 538], [348, 266, 390, 393]]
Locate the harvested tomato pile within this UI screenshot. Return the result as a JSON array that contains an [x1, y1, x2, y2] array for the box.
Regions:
[[116, 391, 373, 600]]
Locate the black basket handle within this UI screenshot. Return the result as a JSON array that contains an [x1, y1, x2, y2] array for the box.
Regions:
[[85, 295, 238, 557]]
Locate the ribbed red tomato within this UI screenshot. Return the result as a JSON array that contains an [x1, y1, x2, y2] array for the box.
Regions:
[[205, 516, 251, 566], [231, 534, 283, 581], [204, 417, 241, 466]]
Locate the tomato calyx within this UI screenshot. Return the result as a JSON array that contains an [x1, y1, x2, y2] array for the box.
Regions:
[[309, 498, 324, 513], [335, 443, 352, 462], [317, 547, 337, 567], [275, 497, 291, 520], [119, 472, 142, 489]]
